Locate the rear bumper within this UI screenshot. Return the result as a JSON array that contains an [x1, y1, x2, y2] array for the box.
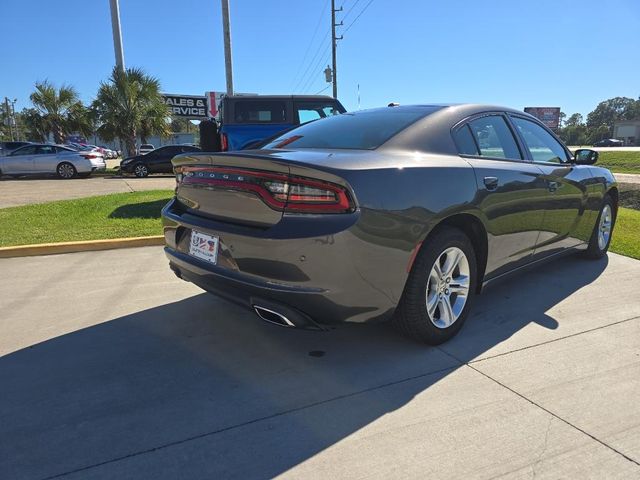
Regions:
[[161, 198, 411, 326], [166, 247, 327, 329]]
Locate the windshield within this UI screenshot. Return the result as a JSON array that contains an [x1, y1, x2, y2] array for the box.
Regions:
[[261, 107, 440, 150]]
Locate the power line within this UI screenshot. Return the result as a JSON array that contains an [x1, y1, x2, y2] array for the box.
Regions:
[[343, 0, 374, 34], [314, 85, 330, 95], [294, 35, 331, 93], [341, 0, 361, 23], [300, 48, 331, 94], [290, 0, 329, 90]]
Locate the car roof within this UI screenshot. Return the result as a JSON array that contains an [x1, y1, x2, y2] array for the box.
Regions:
[[226, 95, 338, 102], [355, 103, 548, 154]]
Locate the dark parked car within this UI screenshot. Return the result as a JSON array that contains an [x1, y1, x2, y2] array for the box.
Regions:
[[593, 138, 624, 147], [0, 141, 31, 156], [120, 144, 201, 177], [217, 95, 346, 151], [162, 104, 617, 344]]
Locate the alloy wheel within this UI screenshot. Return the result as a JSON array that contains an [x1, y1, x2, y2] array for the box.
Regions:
[[598, 204, 612, 250], [425, 246, 470, 329], [58, 163, 75, 179], [134, 164, 149, 177]]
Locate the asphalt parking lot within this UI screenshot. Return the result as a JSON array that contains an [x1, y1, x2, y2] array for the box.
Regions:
[[1, 247, 639, 479], [0, 176, 175, 208]]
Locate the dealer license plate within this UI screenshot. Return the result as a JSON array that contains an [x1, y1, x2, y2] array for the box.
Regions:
[[189, 230, 219, 265]]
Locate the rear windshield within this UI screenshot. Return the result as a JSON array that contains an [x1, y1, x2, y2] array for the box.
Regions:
[[261, 107, 439, 150], [234, 100, 287, 124]]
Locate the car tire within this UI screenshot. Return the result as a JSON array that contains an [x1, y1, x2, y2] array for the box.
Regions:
[[134, 163, 149, 178], [57, 162, 77, 179], [394, 226, 477, 345], [582, 194, 616, 260]]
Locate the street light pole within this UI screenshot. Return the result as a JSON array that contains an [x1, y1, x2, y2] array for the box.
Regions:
[[221, 0, 234, 96], [109, 0, 125, 72]]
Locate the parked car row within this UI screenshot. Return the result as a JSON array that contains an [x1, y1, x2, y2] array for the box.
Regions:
[[0, 143, 106, 178], [67, 143, 120, 158], [0, 141, 207, 179]]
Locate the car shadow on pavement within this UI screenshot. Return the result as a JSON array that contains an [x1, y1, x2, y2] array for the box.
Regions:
[[0, 255, 608, 479]]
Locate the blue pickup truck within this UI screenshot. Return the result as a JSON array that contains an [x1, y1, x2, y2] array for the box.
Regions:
[[217, 95, 346, 151]]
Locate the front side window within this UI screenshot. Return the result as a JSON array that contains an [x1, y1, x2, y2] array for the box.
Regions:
[[294, 102, 343, 124], [11, 145, 38, 156], [511, 117, 568, 163], [234, 101, 287, 123], [467, 115, 522, 160]]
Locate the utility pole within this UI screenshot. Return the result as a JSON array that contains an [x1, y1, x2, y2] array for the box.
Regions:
[[109, 0, 125, 71], [331, 0, 342, 99], [10, 99, 18, 141], [4, 97, 14, 141], [221, 0, 234, 96]]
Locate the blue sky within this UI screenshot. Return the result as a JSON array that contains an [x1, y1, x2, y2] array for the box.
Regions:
[[1, 0, 638, 116]]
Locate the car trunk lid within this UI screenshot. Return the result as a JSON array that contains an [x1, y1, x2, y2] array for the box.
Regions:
[[172, 151, 354, 228]]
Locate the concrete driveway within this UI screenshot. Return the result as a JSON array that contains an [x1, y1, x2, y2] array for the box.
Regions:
[[1, 247, 639, 479], [0, 176, 175, 208]]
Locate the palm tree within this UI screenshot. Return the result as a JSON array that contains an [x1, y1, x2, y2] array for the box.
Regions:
[[93, 67, 170, 156], [29, 81, 91, 144]]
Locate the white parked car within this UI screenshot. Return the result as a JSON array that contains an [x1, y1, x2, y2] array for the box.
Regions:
[[138, 144, 155, 155], [0, 144, 106, 179]]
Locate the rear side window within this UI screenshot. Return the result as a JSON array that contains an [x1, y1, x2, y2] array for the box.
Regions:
[[55, 146, 75, 153], [467, 115, 522, 160], [262, 108, 436, 150], [453, 125, 479, 155], [234, 101, 287, 123]]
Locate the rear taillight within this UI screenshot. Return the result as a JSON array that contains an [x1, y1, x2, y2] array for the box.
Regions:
[[179, 166, 353, 214], [220, 133, 228, 151], [82, 154, 98, 159]]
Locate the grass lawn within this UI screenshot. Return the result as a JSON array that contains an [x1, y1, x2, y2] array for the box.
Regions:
[[0, 190, 172, 247], [596, 151, 640, 174], [610, 207, 640, 260], [0, 188, 637, 261]]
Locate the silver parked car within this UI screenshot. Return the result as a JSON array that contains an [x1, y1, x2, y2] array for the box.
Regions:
[[0, 144, 106, 179]]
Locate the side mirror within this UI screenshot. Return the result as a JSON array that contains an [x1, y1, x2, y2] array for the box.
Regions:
[[573, 148, 598, 165]]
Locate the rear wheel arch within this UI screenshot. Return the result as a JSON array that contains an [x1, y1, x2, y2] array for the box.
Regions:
[[420, 213, 488, 293], [607, 186, 619, 213]]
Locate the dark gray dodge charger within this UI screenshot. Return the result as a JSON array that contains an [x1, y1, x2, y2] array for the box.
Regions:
[[162, 104, 617, 344]]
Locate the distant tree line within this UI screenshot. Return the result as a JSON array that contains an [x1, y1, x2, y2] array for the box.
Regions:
[[557, 97, 640, 145], [1, 67, 174, 156]]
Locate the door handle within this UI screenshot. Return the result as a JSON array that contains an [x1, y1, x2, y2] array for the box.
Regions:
[[483, 176, 499, 191], [547, 181, 559, 192]]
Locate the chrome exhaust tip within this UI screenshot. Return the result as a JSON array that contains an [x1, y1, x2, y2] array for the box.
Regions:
[[253, 305, 295, 328]]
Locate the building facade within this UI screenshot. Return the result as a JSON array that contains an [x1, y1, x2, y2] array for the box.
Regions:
[[613, 120, 640, 145]]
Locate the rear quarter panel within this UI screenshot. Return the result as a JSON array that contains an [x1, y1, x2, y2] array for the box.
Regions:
[[309, 153, 480, 305]]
